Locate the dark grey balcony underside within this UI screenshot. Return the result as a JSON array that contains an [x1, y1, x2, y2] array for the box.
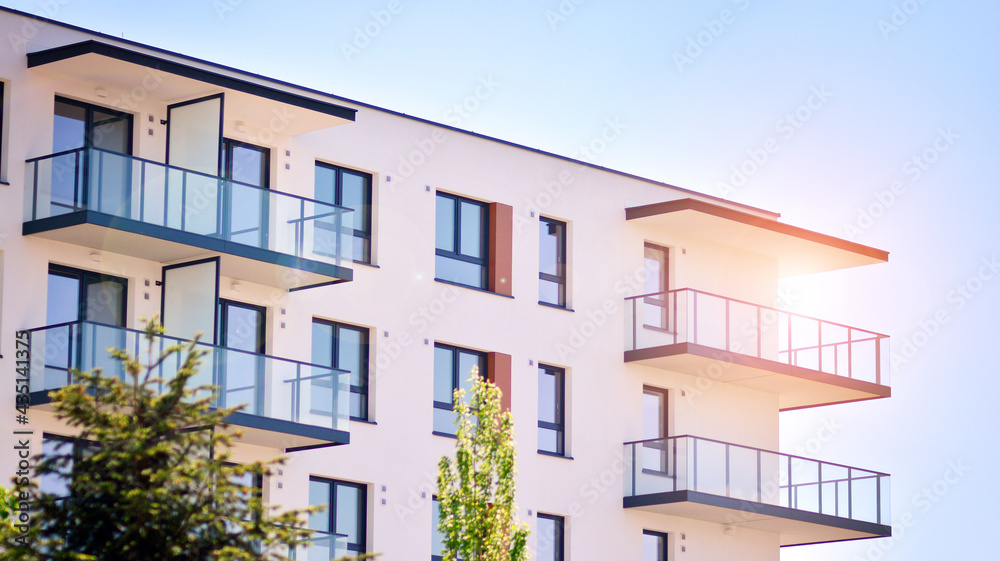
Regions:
[[625, 490, 891, 547], [24, 210, 352, 291]]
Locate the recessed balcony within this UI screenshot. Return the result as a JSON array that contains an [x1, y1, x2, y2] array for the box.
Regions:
[[625, 288, 890, 409], [24, 148, 354, 290], [26, 320, 350, 451], [624, 436, 891, 546]]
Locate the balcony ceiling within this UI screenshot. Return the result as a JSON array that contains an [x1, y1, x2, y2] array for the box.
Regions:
[[626, 199, 888, 277], [27, 40, 355, 136]]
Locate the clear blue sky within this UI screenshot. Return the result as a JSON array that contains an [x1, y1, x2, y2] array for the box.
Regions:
[[5, 1, 997, 558]]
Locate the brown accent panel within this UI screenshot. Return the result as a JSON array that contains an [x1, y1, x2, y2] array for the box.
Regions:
[[487, 352, 512, 412], [488, 202, 513, 296]]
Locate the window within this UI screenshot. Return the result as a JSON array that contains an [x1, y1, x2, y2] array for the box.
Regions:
[[47, 265, 127, 327], [308, 477, 366, 557], [222, 139, 270, 248], [642, 387, 670, 473], [218, 300, 266, 414], [431, 497, 446, 561], [53, 96, 133, 154], [643, 243, 670, 330], [538, 365, 566, 456], [537, 513, 565, 561], [435, 192, 488, 289], [316, 162, 373, 263], [312, 319, 370, 421], [539, 217, 567, 307], [643, 530, 668, 561], [433, 343, 486, 436], [39, 434, 99, 499]]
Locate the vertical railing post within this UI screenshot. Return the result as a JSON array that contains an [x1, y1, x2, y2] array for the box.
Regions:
[[818, 462, 823, 514], [725, 299, 731, 351], [817, 321, 823, 373], [848, 468, 853, 520], [631, 297, 637, 350], [725, 443, 731, 497], [30, 160, 39, 220], [756, 306, 762, 358], [787, 455, 793, 508], [692, 292, 699, 345], [693, 437, 699, 491], [756, 449, 762, 502], [630, 443, 636, 496], [876, 475, 882, 524], [672, 437, 678, 491], [672, 290, 678, 344], [875, 337, 882, 385]]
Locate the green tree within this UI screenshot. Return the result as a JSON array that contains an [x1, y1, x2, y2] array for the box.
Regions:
[[436, 369, 528, 561], [0, 319, 322, 561]]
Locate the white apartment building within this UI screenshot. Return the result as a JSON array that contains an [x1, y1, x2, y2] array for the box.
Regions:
[[0, 7, 892, 561]]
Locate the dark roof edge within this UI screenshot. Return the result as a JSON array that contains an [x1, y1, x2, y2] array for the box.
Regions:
[[627, 199, 889, 261], [3, 5, 777, 217]]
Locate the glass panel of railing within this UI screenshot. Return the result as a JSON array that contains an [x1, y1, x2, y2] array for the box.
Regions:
[[636, 439, 677, 496], [819, 322, 849, 376], [623, 442, 636, 496], [727, 300, 760, 358], [879, 474, 890, 524], [274, 195, 354, 266], [787, 457, 821, 513], [786, 314, 821, 370], [290, 531, 348, 561], [691, 438, 728, 497], [820, 463, 849, 518], [24, 151, 85, 221], [727, 444, 759, 501], [850, 335, 879, 384], [274, 362, 349, 432], [758, 450, 783, 506], [849, 471, 881, 523], [692, 292, 728, 350]]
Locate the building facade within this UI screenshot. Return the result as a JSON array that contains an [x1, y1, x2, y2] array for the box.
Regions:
[[0, 8, 892, 560]]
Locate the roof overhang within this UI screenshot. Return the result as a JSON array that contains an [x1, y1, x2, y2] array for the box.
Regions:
[[626, 199, 888, 277], [27, 40, 356, 135]]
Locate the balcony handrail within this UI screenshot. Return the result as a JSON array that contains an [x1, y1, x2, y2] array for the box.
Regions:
[[625, 287, 889, 339], [24, 319, 345, 374], [26, 146, 355, 213], [623, 434, 889, 476]]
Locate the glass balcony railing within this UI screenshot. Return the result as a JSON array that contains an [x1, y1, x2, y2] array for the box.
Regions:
[[625, 288, 889, 385], [287, 530, 349, 561], [624, 435, 889, 526], [24, 147, 354, 267], [25, 321, 349, 433]]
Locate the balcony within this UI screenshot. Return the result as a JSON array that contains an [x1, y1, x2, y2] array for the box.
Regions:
[[26, 321, 350, 451], [625, 288, 890, 409], [24, 148, 354, 291], [288, 530, 349, 560], [624, 436, 890, 546]]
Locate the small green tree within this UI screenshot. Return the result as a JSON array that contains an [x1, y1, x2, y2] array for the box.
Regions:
[[436, 369, 528, 561], [0, 319, 318, 561]]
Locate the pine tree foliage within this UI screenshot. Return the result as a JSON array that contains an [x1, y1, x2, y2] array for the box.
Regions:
[[436, 369, 528, 561], [0, 319, 321, 561]]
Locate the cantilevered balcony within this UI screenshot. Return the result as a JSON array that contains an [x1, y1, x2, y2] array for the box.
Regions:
[[288, 530, 349, 560], [26, 320, 350, 451], [624, 436, 890, 546], [24, 148, 354, 290], [625, 288, 890, 409]]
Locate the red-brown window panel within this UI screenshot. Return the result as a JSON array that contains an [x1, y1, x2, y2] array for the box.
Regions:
[[487, 351, 512, 412]]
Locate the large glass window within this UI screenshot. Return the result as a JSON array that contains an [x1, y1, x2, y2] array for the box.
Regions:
[[537, 513, 565, 561], [539, 217, 567, 307], [315, 162, 373, 263], [308, 477, 366, 557], [312, 319, 370, 421], [435, 192, 488, 289], [538, 365, 566, 456], [47, 265, 127, 327], [643, 243, 670, 330], [643, 530, 668, 561], [433, 343, 486, 436]]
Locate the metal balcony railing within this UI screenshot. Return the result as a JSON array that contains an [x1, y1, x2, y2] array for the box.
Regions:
[[24, 147, 354, 267], [625, 288, 889, 385], [624, 435, 889, 525], [25, 320, 349, 433]]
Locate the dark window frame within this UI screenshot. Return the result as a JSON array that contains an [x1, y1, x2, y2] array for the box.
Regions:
[[435, 192, 489, 290], [433, 343, 487, 436], [312, 318, 371, 421], [48, 264, 128, 327], [539, 217, 567, 308], [308, 476, 367, 556], [643, 529, 669, 561], [537, 513, 565, 561], [315, 161, 373, 264], [537, 364, 566, 456], [53, 95, 134, 154]]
